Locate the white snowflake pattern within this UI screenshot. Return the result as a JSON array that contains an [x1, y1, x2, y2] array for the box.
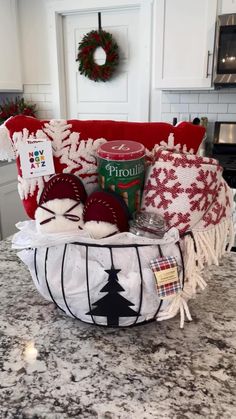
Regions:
[[18, 174, 51, 203], [43, 120, 106, 194], [14, 119, 107, 202]]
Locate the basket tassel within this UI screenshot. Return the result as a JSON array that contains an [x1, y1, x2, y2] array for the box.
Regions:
[[157, 293, 192, 329]]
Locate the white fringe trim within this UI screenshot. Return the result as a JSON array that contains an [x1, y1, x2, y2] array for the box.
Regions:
[[157, 216, 234, 328], [193, 217, 234, 268], [0, 124, 15, 161], [155, 132, 194, 154], [157, 292, 192, 329]]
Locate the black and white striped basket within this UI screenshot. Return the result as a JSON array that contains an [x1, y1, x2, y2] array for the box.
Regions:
[[18, 229, 184, 327]]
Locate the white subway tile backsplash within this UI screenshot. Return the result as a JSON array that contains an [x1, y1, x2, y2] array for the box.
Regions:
[[180, 94, 198, 103], [189, 103, 208, 113], [44, 94, 53, 103], [161, 113, 179, 123], [199, 93, 219, 103], [217, 113, 236, 121], [208, 103, 228, 113], [189, 90, 208, 94], [228, 104, 236, 113], [160, 89, 236, 146], [179, 113, 190, 121], [30, 93, 46, 102], [37, 84, 52, 94], [37, 102, 53, 111], [162, 103, 171, 112], [162, 92, 180, 104], [218, 93, 236, 103], [23, 84, 54, 120], [23, 94, 32, 102], [170, 103, 189, 113], [23, 84, 38, 94]]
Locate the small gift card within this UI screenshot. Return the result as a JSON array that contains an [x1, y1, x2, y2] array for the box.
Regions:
[[19, 140, 55, 179], [150, 256, 181, 299]]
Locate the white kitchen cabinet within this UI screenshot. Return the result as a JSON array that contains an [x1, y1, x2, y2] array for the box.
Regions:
[[219, 0, 236, 14], [0, 163, 27, 240], [0, 0, 22, 91], [155, 0, 218, 89]]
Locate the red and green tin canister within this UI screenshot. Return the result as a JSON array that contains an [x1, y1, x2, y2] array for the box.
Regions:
[[97, 140, 146, 215]]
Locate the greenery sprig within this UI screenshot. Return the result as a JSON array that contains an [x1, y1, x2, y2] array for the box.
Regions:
[[0, 97, 37, 124]]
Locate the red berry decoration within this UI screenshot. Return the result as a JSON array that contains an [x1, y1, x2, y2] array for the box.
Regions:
[[76, 30, 119, 82]]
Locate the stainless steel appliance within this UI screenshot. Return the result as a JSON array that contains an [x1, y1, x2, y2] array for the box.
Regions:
[[212, 122, 236, 187], [213, 14, 236, 87], [212, 122, 236, 251]]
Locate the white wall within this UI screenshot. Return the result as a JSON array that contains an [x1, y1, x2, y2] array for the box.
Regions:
[[18, 0, 52, 118], [18, 0, 50, 84]]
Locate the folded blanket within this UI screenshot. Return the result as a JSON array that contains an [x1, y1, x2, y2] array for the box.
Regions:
[[142, 149, 233, 234], [142, 149, 235, 319]]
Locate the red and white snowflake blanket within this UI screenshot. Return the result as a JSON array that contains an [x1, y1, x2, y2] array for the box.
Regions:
[[142, 149, 234, 268], [0, 115, 205, 219], [141, 149, 235, 325], [142, 149, 233, 234]]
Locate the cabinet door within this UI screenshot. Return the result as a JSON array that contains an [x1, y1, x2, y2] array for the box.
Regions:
[[0, 0, 22, 91], [0, 181, 27, 240], [220, 0, 236, 14], [155, 0, 217, 89]]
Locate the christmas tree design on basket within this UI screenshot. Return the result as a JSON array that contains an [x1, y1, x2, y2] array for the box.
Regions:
[[87, 265, 140, 326]]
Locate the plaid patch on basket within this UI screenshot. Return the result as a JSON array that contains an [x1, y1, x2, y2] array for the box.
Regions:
[[150, 256, 182, 299]]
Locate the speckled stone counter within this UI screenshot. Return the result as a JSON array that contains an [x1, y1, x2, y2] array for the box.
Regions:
[[0, 239, 236, 419]]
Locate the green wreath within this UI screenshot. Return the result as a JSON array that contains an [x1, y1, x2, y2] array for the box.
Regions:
[[76, 30, 119, 82]]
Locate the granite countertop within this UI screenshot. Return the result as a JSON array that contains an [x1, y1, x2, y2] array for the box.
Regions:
[[0, 160, 14, 167], [0, 239, 236, 419]]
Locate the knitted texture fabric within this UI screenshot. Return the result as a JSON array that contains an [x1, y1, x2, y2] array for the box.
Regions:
[[142, 149, 233, 234], [141, 148, 235, 318]]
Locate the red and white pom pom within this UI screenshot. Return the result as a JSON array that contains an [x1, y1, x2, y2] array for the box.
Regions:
[[35, 173, 87, 234], [83, 190, 130, 239]]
